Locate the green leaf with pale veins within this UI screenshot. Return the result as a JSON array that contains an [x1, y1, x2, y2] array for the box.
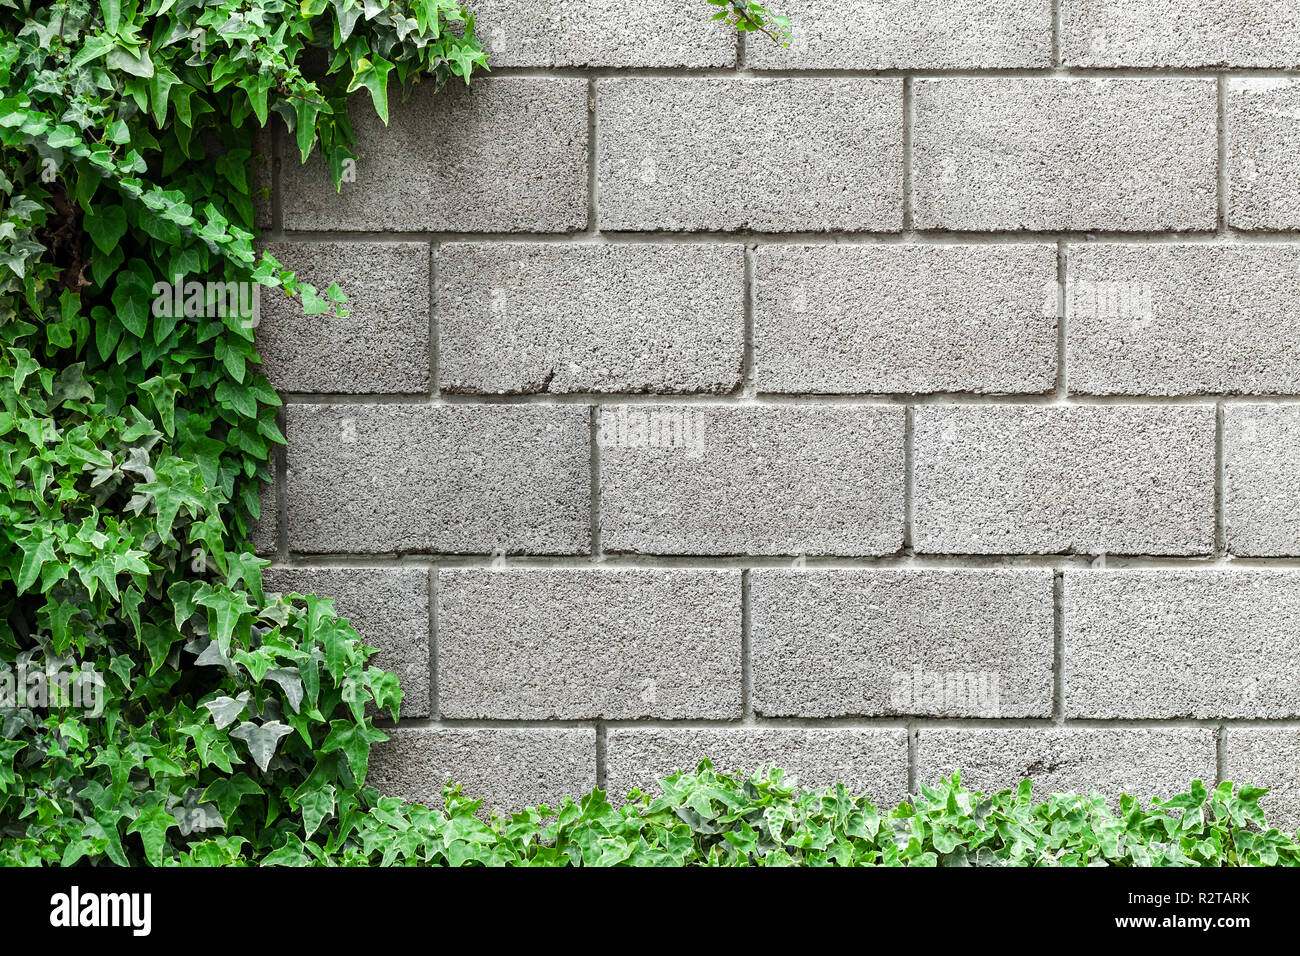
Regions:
[[231, 721, 294, 773]]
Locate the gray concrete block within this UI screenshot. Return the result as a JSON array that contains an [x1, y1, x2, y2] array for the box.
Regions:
[[262, 567, 430, 718], [437, 569, 741, 719], [438, 243, 744, 394], [599, 405, 905, 555], [473, 0, 735, 66], [281, 79, 587, 232], [1068, 244, 1300, 396], [605, 728, 910, 807], [917, 728, 1218, 802], [1225, 405, 1300, 556], [1224, 729, 1300, 834], [1065, 570, 1300, 718], [1227, 79, 1300, 230], [913, 405, 1215, 555], [747, 0, 1051, 69], [597, 78, 904, 232], [913, 78, 1218, 231], [1062, 0, 1300, 67], [751, 569, 1054, 717], [754, 244, 1057, 394], [257, 241, 430, 394], [285, 404, 590, 554], [249, 475, 277, 557], [371, 727, 595, 814]]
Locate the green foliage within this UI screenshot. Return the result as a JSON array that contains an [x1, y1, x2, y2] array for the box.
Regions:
[[0, 0, 483, 866], [144, 764, 1296, 867], [707, 0, 791, 47]]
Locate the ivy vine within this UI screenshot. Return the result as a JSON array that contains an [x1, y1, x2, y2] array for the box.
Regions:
[[0, 0, 489, 865]]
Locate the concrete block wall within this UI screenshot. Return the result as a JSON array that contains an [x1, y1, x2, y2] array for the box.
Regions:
[[253, 1, 1300, 829]]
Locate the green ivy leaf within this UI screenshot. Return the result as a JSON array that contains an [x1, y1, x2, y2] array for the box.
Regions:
[[231, 721, 294, 773], [127, 804, 178, 866]]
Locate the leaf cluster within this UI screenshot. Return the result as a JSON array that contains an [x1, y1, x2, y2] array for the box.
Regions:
[[0, 0, 480, 866], [216, 763, 1300, 867], [706, 0, 792, 47]]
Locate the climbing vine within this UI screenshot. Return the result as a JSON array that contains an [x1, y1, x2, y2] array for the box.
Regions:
[[0, 0, 486, 865]]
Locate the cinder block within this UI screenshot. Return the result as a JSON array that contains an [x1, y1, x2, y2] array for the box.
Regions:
[[751, 569, 1054, 717], [1225, 405, 1300, 556], [754, 244, 1056, 394], [257, 242, 430, 394], [599, 405, 905, 555], [472, 0, 734, 66], [284, 404, 590, 554], [1228, 79, 1300, 230], [747, 0, 1051, 69], [1068, 244, 1300, 395], [262, 567, 430, 718], [370, 728, 596, 813], [917, 728, 1218, 801], [437, 569, 741, 719], [1224, 729, 1300, 834], [438, 243, 744, 394], [1062, 0, 1300, 67], [281, 79, 587, 232], [913, 405, 1215, 555], [597, 78, 903, 232], [1065, 570, 1300, 718], [913, 78, 1217, 231], [605, 728, 910, 807]]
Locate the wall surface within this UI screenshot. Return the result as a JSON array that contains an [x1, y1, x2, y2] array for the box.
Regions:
[[253, 0, 1300, 827]]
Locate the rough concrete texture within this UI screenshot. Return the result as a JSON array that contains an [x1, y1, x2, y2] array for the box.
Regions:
[[249, 474, 277, 557], [1065, 571, 1300, 718], [437, 569, 741, 719], [370, 728, 595, 813], [913, 78, 1218, 231], [257, 241, 430, 394], [747, 0, 1051, 69], [262, 567, 430, 718], [471, 0, 735, 66], [750, 570, 1054, 717], [754, 244, 1057, 394], [917, 729, 1219, 802], [438, 243, 744, 394], [284, 404, 589, 554], [1227, 79, 1300, 230], [600, 405, 905, 555], [1225, 405, 1300, 556], [1224, 729, 1300, 833], [1068, 244, 1300, 395], [281, 79, 587, 232], [913, 405, 1216, 555], [1062, 0, 1300, 67], [256, 31, 1300, 810], [605, 728, 909, 806], [597, 78, 903, 232]]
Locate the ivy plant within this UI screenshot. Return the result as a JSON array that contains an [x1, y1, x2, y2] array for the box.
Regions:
[[0, 0, 486, 866], [707, 0, 792, 47]]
